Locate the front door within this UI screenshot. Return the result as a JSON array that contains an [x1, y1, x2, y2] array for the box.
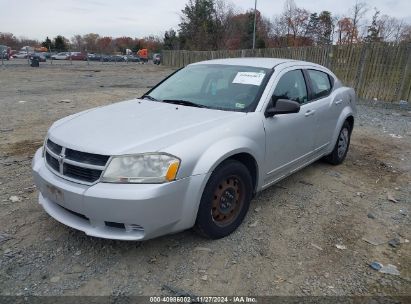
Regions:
[[263, 69, 317, 186]]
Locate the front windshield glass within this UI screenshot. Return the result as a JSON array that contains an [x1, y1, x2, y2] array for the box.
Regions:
[[147, 64, 271, 112]]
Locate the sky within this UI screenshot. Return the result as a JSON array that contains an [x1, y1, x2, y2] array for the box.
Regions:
[[0, 0, 410, 41]]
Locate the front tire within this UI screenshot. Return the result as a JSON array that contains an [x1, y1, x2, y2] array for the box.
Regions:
[[195, 160, 253, 239], [324, 121, 351, 165]]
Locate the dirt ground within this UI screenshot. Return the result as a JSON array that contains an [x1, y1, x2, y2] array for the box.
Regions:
[[0, 60, 410, 297]]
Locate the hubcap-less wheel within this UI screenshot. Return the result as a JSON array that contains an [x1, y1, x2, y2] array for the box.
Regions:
[[211, 175, 244, 227], [337, 128, 349, 159], [195, 160, 252, 239], [324, 120, 352, 165]]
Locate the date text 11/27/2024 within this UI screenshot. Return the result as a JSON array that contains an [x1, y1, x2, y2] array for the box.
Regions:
[[149, 296, 257, 303]]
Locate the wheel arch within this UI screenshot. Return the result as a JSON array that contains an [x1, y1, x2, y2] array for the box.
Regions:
[[346, 115, 354, 134], [190, 136, 264, 195], [195, 149, 260, 194], [223, 153, 259, 196], [327, 108, 355, 154]]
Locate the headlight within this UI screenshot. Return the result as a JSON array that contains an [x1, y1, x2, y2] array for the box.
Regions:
[[101, 153, 180, 183]]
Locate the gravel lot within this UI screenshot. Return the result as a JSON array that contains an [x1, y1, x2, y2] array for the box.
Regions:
[[0, 60, 410, 297]]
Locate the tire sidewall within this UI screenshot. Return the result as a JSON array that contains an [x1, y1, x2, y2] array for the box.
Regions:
[[335, 121, 351, 163], [196, 160, 253, 239]]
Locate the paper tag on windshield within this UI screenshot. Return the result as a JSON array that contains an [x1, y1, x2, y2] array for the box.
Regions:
[[232, 72, 265, 86]]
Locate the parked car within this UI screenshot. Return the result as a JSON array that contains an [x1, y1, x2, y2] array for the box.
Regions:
[[41, 52, 52, 59], [13, 51, 29, 59], [0, 51, 10, 60], [125, 55, 140, 62], [101, 55, 111, 62], [101, 55, 112, 62], [30, 53, 47, 62], [87, 53, 102, 61], [93, 54, 112, 62], [10, 50, 18, 57], [153, 53, 161, 65], [32, 58, 356, 241], [51, 52, 70, 60], [107, 55, 126, 62], [69, 52, 87, 60], [0, 52, 9, 60], [0, 45, 11, 60]]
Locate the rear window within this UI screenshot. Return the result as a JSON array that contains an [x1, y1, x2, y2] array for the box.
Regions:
[[307, 70, 332, 99]]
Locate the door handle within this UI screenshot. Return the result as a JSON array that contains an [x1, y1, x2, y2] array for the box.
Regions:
[[335, 99, 343, 105], [305, 110, 315, 117]]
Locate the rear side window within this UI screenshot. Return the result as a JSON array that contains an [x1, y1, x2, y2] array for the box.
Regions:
[[307, 70, 332, 99], [273, 70, 308, 105]]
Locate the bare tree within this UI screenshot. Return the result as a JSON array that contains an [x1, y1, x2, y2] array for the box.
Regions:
[[378, 16, 408, 42], [349, 1, 368, 43], [283, 0, 297, 46], [400, 24, 411, 42], [288, 7, 310, 46], [71, 35, 85, 51], [270, 15, 289, 47], [83, 33, 100, 53], [215, 0, 236, 49]]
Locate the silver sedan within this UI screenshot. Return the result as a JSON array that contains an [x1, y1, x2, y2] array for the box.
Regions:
[[32, 58, 356, 240]]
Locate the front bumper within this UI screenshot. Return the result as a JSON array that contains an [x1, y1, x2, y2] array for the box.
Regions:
[[32, 148, 208, 240]]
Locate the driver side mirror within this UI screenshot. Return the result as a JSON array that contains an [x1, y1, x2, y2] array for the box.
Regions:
[[265, 98, 300, 117]]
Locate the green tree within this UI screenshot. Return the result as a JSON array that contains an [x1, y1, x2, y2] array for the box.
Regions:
[[41, 36, 53, 50], [366, 9, 382, 42], [163, 29, 180, 50], [179, 0, 220, 50], [306, 11, 334, 45], [244, 10, 268, 49], [318, 11, 334, 45], [306, 13, 319, 44], [53, 35, 68, 52]]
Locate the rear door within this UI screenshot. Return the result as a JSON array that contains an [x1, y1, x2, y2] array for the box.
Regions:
[[303, 69, 339, 154]]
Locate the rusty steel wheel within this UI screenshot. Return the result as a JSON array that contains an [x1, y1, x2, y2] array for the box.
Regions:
[[211, 175, 245, 227], [195, 160, 253, 239]]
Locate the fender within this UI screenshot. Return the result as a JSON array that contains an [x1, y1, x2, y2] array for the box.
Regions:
[[192, 136, 264, 178], [177, 136, 264, 228], [327, 106, 355, 154]]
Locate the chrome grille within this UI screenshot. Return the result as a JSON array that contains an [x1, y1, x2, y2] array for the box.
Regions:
[[65, 148, 109, 166], [45, 152, 59, 172], [47, 139, 62, 154], [63, 163, 103, 183], [45, 139, 109, 184]]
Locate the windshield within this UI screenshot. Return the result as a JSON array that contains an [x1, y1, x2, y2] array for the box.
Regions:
[[147, 64, 271, 112]]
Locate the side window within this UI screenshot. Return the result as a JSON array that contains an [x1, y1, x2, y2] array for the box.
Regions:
[[273, 70, 308, 105], [307, 70, 332, 99]]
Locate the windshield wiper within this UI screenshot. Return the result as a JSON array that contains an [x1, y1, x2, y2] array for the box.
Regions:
[[161, 99, 207, 108], [141, 94, 158, 101]]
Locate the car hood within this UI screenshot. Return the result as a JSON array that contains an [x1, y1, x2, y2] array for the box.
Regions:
[[48, 99, 245, 155]]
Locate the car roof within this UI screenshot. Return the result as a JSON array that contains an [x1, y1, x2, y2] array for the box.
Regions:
[[190, 57, 319, 69]]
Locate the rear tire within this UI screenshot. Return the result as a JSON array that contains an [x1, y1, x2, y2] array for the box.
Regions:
[[195, 160, 252, 239], [324, 121, 351, 165]]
